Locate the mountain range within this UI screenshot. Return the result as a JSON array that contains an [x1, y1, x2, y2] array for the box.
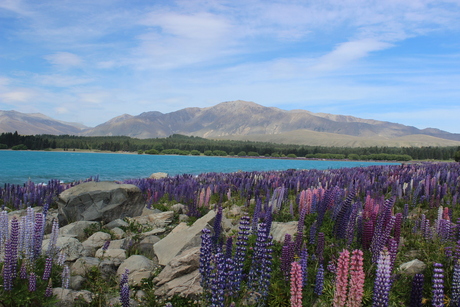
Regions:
[[2, 100, 460, 147]]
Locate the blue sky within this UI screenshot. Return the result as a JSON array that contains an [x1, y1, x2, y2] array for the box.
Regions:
[[1, 0, 460, 133]]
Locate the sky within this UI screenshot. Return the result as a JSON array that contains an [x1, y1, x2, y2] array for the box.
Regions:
[[1, 0, 460, 133]]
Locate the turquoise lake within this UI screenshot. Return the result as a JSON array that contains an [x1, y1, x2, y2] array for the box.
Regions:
[[0, 151, 399, 185]]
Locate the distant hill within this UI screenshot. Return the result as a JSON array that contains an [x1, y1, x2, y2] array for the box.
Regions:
[[3, 101, 460, 147], [81, 100, 460, 146], [0, 110, 86, 135]]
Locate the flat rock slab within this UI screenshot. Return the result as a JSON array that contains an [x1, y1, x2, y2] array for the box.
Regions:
[[57, 181, 144, 225], [154, 210, 216, 266]]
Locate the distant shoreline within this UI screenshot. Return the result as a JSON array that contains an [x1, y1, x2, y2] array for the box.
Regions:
[[1, 148, 418, 164]]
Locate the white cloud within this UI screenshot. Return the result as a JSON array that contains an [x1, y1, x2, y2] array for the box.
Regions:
[[44, 52, 83, 69], [311, 39, 394, 72], [0, 89, 36, 102], [35, 74, 92, 87]]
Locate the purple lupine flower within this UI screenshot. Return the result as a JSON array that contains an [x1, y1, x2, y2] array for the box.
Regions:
[[403, 203, 409, 220], [120, 283, 130, 307], [0, 210, 9, 252], [47, 218, 59, 257], [57, 250, 67, 266], [247, 223, 273, 302], [62, 265, 70, 289], [212, 205, 223, 251], [372, 247, 392, 307], [452, 260, 460, 307], [371, 215, 396, 263], [20, 261, 28, 279], [10, 217, 20, 277], [120, 268, 130, 307], [410, 273, 424, 307], [120, 268, 129, 290], [33, 212, 45, 260], [232, 216, 250, 292], [28, 272, 36, 292], [309, 220, 318, 245], [299, 247, 308, 287], [393, 213, 402, 245], [102, 240, 111, 252], [44, 279, 53, 297], [388, 238, 398, 270], [294, 205, 307, 255], [42, 256, 53, 280], [314, 263, 325, 295], [316, 232, 325, 263], [281, 234, 294, 280], [200, 228, 213, 290], [432, 263, 444, 307], [210, 252, 226, 307]]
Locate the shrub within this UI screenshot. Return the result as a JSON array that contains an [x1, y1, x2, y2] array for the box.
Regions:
[[213, 150, 227, 156], [287, 153, 297, 158], [204, 150, 213, 156], [454, 150, 460, 162], [145, 149, 159, 155], [247, 151, 259, 156], [0, 143, 7, 149], [190, 150, 201, 156], [11, 144, 27, 150], [237, 151, 247, 156]]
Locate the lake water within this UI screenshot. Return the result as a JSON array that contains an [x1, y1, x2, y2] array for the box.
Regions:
[[0, 151, 399, 185]]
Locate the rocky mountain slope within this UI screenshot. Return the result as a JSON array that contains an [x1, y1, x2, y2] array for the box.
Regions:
[[0, 110, 86, 135], [81, 100, 460, 144], [3, 101, 460, 147]]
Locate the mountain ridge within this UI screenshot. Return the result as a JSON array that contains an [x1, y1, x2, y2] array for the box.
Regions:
[[2, 100, 460, 147]]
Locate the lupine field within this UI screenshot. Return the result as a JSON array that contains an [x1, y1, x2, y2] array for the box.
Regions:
[[1, 162, 460, 306]]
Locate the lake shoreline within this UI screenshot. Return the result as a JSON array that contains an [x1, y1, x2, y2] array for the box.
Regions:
[[1, 148, 416, 163]]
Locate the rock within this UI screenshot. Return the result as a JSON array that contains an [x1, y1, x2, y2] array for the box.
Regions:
[[179, 214, 189, 222], [270, 221, 298, 243], [133, 235, 161, 258], [69, 275, 86, 290], [399, 259, 426, 275], [150, 172, 168, 179], [99, 259, 118, 280], [153, 209, 216, 266], [82, 231, 112, 256], [131, 211, 174, 228], [154, 270, 202, 298], [95, 248, 127, 266], [105, 219, 129, 229], [117, 255, 156, 287], [42, 236, 87, 261], [71, 257, 101, 276], [60, 221, 100, 241], [154, 247, 200, 286], [171, 203, 186, 213], [57, 181, 145, 226], [53, 288, 93, 306], [111, 227, 126, 239]]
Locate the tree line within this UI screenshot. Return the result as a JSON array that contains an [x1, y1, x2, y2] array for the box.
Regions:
[[1, 131, 460, 161]]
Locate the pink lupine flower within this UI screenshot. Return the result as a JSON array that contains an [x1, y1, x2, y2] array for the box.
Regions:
[[290, 261, 303, 307], [333, 249, 350, 307], [347, 249, 365, 307]]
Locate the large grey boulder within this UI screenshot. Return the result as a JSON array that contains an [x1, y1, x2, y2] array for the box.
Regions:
[[57, 181, 144, 225], [153, 209, 216, 266]]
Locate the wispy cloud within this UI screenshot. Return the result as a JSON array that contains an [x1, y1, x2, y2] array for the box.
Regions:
[[44, 52, 83, 69]]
